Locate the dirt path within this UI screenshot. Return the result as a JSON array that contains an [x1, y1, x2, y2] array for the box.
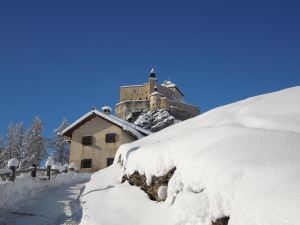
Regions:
[[0, 181, 86, 225]]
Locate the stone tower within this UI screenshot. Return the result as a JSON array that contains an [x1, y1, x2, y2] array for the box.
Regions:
[[149, 85, 163, 111], [148, 68, 157, 94]]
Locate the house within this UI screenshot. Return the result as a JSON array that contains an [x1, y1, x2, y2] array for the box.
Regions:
[[115, 68, 200, 121], [61, 107, 150, 172]]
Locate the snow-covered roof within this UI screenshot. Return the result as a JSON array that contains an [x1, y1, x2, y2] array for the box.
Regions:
[[121, 84, 146, 88], [149, 91, 164, 97], [150, 68, 156, 74], [161, 80, 184, 96], [162, 80, 176, 88], [61, 109, 151, 139]]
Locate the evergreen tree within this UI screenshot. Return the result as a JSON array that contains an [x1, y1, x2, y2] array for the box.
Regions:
[[52, 118, 70, 165], [23, 117, 47, 167], [0, 136, 8, 168], [6, 122, 25, 160]]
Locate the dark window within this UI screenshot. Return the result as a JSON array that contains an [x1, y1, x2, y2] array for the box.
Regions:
[[81, 159, 92, 168], [107, 158, 114, 167], [82, 136, 93, 146], [105, 133, 117, 143]]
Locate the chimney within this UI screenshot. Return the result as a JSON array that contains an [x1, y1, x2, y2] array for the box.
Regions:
[[102, 106, 112, 115]]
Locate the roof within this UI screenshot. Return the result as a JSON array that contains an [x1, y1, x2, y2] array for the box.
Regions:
[[162, 80, 184, 96], [149, 91, 164, 97], [61, 109, 151, 139]]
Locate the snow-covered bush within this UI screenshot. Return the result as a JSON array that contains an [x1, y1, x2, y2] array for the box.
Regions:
[[68, 162, 78, 171], [45, 156, 54, 168]]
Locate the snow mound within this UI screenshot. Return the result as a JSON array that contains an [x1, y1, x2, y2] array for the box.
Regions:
[[7, 158, 19, 168], [0, 173, 90, 210], [45, 156, 54, 167], [82, 86, 300, 225]]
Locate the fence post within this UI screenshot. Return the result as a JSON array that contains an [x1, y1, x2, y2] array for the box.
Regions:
[[31, 164, 37, 178], [47, 165, 51, 180], [9, 166, 16, 182]]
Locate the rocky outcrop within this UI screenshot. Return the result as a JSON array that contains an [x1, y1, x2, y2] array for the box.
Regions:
[[212, 217, 230, 225], [126, 109, 175, 132], [121, 168, 176, 201]]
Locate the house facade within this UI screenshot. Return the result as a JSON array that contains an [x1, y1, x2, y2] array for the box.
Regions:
[[115, 69, 200, 120], [61, 108, 150, 172]]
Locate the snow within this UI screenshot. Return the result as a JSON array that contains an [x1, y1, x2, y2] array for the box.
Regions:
[[45, 156, 54, 167], [0, 168, 12, 175], [52, 164, 68, 172], [149, 91, 164, 97], [0, 173, 90, 210], [81, 86, 300, 225], [158, 185, 168, 201], [101, 105, 112, 112], [150, 68, 156, 74], [133, 109, 175, 132], [0, 174, 90, 225], [7, 158, 19, 167], [69, 162, 79, 171]]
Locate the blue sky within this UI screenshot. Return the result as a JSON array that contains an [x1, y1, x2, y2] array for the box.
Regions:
[[0, 0, 299, 137]]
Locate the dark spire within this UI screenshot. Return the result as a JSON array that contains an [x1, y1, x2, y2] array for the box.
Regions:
[[149, 68, 156, 78]]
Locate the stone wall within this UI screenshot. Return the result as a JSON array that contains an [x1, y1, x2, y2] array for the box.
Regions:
[[120, 85, 149, 102], [161, 98, 200, 120]]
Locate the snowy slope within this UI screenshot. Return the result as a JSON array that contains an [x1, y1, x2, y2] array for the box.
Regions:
[[81, 87, 300, 225]]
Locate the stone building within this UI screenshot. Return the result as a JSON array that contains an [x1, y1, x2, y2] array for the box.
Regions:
[[61, 107, 150, 172], [115, 69, 200, 121]]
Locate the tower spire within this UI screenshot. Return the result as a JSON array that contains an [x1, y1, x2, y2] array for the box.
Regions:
[[149, 68, 156, 78]]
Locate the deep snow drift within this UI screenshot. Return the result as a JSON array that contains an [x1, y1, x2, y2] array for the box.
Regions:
[[81, 87, 300, 225]]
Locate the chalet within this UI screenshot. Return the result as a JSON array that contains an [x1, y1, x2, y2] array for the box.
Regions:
[[61, 107, 150, 172]]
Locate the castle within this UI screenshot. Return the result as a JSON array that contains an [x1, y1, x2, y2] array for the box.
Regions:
[[115, 69, 200, 121]]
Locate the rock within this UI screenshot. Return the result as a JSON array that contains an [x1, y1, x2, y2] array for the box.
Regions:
[[157, 186, 168, 201], [212, 217, 230, 225], [126, 109, 175, 132], [122, 168, 176, 201]]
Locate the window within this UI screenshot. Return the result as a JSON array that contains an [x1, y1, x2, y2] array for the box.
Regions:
[[107, 158, 114, 167], [81, 159, 92, 168], [82, 136, 92, 146], [105, 133, 117, 143]]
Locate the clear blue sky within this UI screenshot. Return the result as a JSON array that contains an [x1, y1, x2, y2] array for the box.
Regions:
[[0, 0, 299, 137]]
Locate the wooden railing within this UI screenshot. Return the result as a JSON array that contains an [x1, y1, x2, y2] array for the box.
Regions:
[[0, 165, 61, 182]]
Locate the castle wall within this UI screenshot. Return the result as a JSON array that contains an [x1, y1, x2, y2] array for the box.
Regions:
[[157, 85, 183, 101], [116, 75, 200, 121], [161, 98, 200, 120], [120, 85, 149, 102]]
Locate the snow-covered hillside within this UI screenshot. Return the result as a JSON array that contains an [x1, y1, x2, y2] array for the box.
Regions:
[[81, 87, 300, 225]]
